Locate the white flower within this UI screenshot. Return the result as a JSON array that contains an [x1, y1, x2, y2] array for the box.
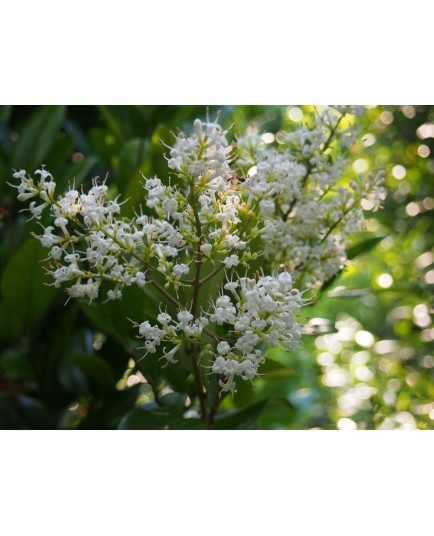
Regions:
[[162, 197, 178, 217], [162, 345, 180, 364], [39, 226, 60, 248], [173, 263, 190, 277], [133, 271, 147, 288], [212, 356, 227, 374], [177, 310, 194, 325], [107, 288, 123, 301], [223, 254, 239, 268], [219, 377, 237, 393], [217, 341, 231, 355], [200, 243, 212, 256], [67, 280, 99, 301], [259, 199, 275, 217], [156, 312, 171, 325]]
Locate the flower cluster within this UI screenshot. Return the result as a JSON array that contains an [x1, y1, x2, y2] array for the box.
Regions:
[[238, 107, 385, 288], [136, 309, 209, 361], [210, 271, 305, 391], [10, 106, 385, 393]]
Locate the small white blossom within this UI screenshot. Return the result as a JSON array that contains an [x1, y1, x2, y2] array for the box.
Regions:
[[173, 263, 190, 277], [223, 254, 240, 268], [217, 341, 231, 355], [200, 243, 213, 256]]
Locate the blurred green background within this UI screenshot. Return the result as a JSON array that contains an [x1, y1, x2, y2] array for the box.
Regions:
[[0, 105, 433, 429]]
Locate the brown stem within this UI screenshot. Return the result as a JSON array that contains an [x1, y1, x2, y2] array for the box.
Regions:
[[207, 392, 222, 429], [198, 264, 225, 286], [190, 342, 207, 420], [146, 273, 180, 307], [203, 329, 236, 344], [189, 181, 208, 419]]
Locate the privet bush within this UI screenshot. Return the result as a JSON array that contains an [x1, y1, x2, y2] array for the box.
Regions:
[[10, 106, 385, 427]]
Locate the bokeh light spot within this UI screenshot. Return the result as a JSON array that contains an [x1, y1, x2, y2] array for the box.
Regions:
[[417, 123, 434, 139], [425, 270, 434, 284], [417, 144, 430, 158], [353, 158, 369, 173], [402, 105, 416, 118], [362, 133, 376, 147], [381, 111, 394, 124], [377, 273, 393, 288], [423, 197, 434, 210], [355, 330, 375, 347], [416, 251, 434, 268], [392, 164, 406, 179], [406, 202, 420, 217], [261, 132, 274, 144], [288, 107, 303, 122], [337, 418, 357, 430]]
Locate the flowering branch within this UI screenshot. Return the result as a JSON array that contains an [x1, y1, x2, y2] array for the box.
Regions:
[[9, 106, 385, 424]]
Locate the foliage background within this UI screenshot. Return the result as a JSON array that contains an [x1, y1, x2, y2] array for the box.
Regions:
[[0, 105, 433, 429]]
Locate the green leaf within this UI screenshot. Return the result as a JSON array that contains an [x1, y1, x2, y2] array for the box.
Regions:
[[0, 301, 22, 341], [320, 269, 343, 293], [118, 407, 173, 430], [11, 106, 66, 169], [1, 239, 59, 327], [347, 235, 386, 260], [69, 352, 117, 389], [0, 399, 28, 429], [80, 300, 116, 336], [0, 124, 13, 154], [58, 355, 90, 396], [63, 119, 93, 154], [80, 284, 153, 343], [233, 379, 254, 408], [95, 335, 130, 380], [79, 385, 141, 430], [88, 127, 115, 165], [261, 357, 293, 374], [319, 235, 386, 293], [14, 395, 52, 429], [258, 397, 296, 429], [160, 392, 188, 408], [266, 368, 296, 379], [43, 134, 73, 171], [0, 349, 35, 381], [213, 398, 268, 429], [168, 418, 207, 430], [117, 138, 149, 191], [0, 105, 12, 124], [98, 105, 148, 143], [58, 155, 99, 188], [98, 106, 128, 144]]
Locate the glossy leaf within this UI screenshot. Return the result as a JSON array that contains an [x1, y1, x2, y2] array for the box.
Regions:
[[0, 105, 12, 124], [213, 398, 268, 429], [1, 239, 59, 327], [0, 349, 35, 381], [118, 407, 173, 430], [58, 155, 99, 187], [11, 105, 66, 169], [319, 235, 386, 293], [69, 353, 117, 389], [117, 138, 149, 191], [346, 235, 386, 260]]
